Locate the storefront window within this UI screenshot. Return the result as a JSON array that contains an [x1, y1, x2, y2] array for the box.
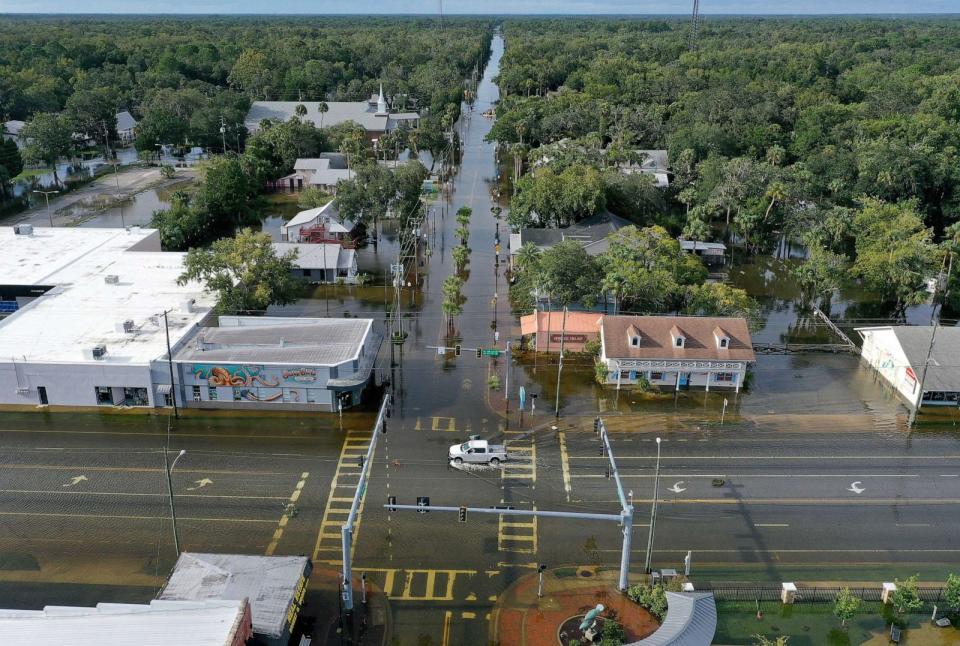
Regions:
[[208, 386, 218, 401], [122, 387, 149, 406], [95, 386, 113, 406]]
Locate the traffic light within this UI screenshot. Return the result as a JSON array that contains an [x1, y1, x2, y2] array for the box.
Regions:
[[594, 417, 601, 434], [476, 348, 482, 358], [417, 496, 430, 513], [387, 495, 397, 512], [455, 344, 462, 357], [458, 506, 467, 523], [358, 455, 364, 468]]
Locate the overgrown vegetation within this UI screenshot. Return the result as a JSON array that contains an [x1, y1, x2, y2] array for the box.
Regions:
[[493, 16, 960, 316]]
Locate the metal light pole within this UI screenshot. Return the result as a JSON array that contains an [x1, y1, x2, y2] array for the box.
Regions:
[[554, 306, 568, 417], [643, 437, 662, 574], [165, 448, 186, 556], [33, 190, 60, 227]]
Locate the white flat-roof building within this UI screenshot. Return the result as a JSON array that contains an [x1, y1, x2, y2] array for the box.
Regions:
[[173, 316, 380, 411], [0, 226, 216, 410], [0, 599, 253, 646], [857, 325, 960, 410]]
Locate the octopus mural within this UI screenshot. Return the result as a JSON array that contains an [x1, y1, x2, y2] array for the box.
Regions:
[[193, 364, 280, 388]]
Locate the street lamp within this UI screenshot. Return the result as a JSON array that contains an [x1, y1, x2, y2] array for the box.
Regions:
[[165, 448, 186, 556], [32, 190, 60, 227], [643, 437, 662, 574]]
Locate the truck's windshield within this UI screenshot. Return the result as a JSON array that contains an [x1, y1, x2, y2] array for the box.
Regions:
[[460, 443, 470, 451]]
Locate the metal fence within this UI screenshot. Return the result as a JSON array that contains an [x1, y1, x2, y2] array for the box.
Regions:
[[695, 583, 946, 604]]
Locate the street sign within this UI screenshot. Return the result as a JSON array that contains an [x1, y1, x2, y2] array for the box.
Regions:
[[481, 349, 501, 357], [417, 496, 430, 513]]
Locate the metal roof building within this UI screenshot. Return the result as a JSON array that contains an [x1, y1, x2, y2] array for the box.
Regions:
[[629, 592, 717, 645], [172, 316, 380, 411], [159, 553, 311, 646], [0, 599, 252, 646]]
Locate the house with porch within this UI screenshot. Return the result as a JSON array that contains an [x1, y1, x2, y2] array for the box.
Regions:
[[280, 200, 357, 244], [598, 315, 756, 391], [272, 242, 358, 283]]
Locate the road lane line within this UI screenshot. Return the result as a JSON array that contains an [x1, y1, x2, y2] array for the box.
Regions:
[[0, 489, 289, 500], [754, 523, 790, 527], [266, 471, 311, 556], [0, 464, 289, 475], [570, 474, 921, 478], [558, 431, 572, 501], [0, 510, 275, 523], [567, 455, 960, 460], [442, 610, 452, 646]]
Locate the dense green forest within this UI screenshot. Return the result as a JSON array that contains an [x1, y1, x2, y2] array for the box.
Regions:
[[493, 16, 960, 315], [1, 16, 491, 153], [0, 16, 492, 248]]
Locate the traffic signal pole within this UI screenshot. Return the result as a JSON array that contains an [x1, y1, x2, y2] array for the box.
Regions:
[[342, 394, 391, 612], [387, 417, 637, 591]]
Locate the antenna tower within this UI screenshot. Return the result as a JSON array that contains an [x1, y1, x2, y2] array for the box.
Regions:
[[689, 0, 701, 51]]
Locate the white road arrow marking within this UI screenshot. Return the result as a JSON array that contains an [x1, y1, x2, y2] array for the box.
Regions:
[[187, 478, 213, 491], [668, 481, 687, 494], [848, 481, 865, 494], [62, 475, 87, 487]]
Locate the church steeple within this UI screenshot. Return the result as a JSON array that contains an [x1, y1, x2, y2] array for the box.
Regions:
[[376, 83, 387, 115]]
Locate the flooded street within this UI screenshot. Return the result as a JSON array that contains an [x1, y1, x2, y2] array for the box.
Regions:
[[1, 28, 959, 646]]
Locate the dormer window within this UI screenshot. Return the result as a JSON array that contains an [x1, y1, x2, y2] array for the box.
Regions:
[[670, 325, 686, 349], [626, 325, 641, 347], [713, 326, 731, 350]]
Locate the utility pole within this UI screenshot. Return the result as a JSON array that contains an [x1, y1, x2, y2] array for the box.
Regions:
[[643, 437, 662, 574], [689, 0, 701, 51], [163, 310, 179, 419], [554, 306, 567, 417], [219, 116, 227, 154], [913, 252, 953, 426], [32, 190, 59, 227]]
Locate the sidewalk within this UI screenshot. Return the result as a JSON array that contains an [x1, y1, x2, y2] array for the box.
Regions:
[[489, 567, 659, 646], [306, 567, 391, 645]]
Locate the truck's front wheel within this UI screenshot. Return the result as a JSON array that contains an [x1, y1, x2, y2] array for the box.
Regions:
[[490, 457, 500, 467], [454, 457, 463, 465]]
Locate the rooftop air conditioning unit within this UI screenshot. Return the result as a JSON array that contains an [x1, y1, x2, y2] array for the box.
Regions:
[[91, 344, 107, 360], [180, 299, 195, 314], [104, 275, 120, 285], [13, 224, 33, 236], [122, 319, 135, 333]]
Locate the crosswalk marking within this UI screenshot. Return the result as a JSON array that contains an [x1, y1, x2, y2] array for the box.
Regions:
[[412, 416, 474, 433], [498, 508, 538, 554], [359, 567, 476, 601], [312, 431, 372, 564]]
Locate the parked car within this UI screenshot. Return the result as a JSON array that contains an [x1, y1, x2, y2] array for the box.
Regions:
[[448, 439, 507, 466]]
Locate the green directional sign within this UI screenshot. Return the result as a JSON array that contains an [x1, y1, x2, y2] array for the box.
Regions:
[[481, 349, 502, 357]]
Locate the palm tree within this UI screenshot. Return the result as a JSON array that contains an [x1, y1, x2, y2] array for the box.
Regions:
[[294, 103, 307, 119], [764, 181, 788, 221], [318, 101, 329, 129]]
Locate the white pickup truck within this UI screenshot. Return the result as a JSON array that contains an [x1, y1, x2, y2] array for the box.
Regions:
[[449, 439, 507, 466]]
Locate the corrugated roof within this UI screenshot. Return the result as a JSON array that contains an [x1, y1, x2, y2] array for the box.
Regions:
[[174, 318, 373, 366], [159, 553, 309, 639], [115, 111, 137, 132], [629, 592, 716, 645], [602, 316, 756, 362], [273, 243, 354, 271], [0, 599, 250, 646]]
